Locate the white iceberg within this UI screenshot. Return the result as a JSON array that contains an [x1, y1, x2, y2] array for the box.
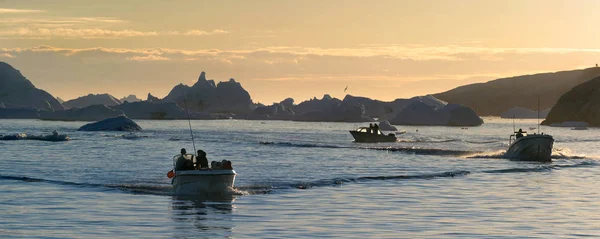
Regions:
[[378, 120, 397, 131], [389, 95, 483, 126]]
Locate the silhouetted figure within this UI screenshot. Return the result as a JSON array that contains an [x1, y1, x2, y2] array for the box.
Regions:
[[373, 123, 379, 134], [368, 123, 373, 134], [196, 150, 209, 169], [516, 128, 524, 139], [175, 148, 194, 170]]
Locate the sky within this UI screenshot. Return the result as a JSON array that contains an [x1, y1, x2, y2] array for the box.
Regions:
[[1, 0, 600, 104]]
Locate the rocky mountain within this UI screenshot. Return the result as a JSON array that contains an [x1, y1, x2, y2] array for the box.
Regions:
[[434, 67, 600, 116], [63, 93, 122, 109], [147, 93, 160, 102], [542, 76, 600, 127], [162, 72, 254, 114], [120, 94, 142, 103], [0, 62, 63, 110]]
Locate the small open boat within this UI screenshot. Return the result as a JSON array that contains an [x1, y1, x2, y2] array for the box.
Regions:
[[349, 127, 397, 143], [169, 154, 237, 195], [505, 129, 554, 162]]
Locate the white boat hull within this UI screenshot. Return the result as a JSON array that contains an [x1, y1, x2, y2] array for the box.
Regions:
[[172, 170, 236, 196], [506, 135, 554, 162]]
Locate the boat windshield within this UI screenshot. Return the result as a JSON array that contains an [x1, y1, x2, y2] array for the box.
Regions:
[[356, 127, 383, 135]]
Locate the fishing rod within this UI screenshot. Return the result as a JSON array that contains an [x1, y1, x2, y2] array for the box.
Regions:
[[182, 91, 196, 154]]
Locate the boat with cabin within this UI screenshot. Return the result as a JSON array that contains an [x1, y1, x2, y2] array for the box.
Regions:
[[505, 129, 554, 162], [349, 126, 397, 143]]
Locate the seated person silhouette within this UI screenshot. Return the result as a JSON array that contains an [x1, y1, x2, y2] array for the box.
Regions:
[[516, 128, 524, 139], [175, 148, 194, 170], [196, 150, 209, 169]]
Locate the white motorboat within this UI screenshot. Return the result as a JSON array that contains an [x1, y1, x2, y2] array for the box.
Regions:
[[506, 129, 554, 162], [168, 154, 237, 196]]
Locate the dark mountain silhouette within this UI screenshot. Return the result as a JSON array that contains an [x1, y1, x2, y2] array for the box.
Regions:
[[542, 76, 600, 126], [0, 62, 63, 110], [62, 93, 121, 109], [120, 94, 141, 103], [434, 67, 600, 116], [162, 71, 254, 114], [147, 93, 160, 102]]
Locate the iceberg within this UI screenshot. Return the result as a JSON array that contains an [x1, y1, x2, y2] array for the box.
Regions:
[[378, 120, 397, 131], [389, 95, 483, 126], [78, 115, 142, 131]]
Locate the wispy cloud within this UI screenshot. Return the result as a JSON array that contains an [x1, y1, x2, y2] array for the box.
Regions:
[[0, 8, 45, 13], [0, 28, 231, 39], [126, 55, 170, 61], [0, 28, 159, 39], [4, 45, 600, 62], [0, 53, 15, 58], [184, 29, 229, 36]]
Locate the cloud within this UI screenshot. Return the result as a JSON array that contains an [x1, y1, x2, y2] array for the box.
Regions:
[[0, 27, 231, 39], [126, 55, 170, 61], [0, 53, 15, 58], [4, 44, 600, 64], [0, 28, 159, 39], [184, 29, 229, 36], [0, 8, 44, 13]]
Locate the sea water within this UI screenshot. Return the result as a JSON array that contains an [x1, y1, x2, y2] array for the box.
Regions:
[[1, 118, 600, 238]]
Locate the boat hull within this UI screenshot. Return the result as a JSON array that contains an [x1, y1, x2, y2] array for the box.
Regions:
[[506, 135, 554, 162], [172, 170, 236, 195], [349, 131, 396, 143]]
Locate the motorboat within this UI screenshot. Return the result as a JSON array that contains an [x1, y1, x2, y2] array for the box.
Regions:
[[505, 129, 554, 162], [349, 127, 397, 143], [168, 154, 237, 196]]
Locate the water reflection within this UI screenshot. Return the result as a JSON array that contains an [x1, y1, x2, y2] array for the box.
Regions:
[[170, 195, 236, 237]]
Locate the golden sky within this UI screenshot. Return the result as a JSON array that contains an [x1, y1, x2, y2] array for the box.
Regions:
[[1, 0, 600, 103]]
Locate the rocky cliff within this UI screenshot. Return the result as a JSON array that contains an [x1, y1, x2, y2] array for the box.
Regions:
[[542, 76, 600, 126], [0, 62, 63, 110]]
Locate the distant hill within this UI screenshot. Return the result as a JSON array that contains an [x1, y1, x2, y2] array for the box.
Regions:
[[434, 67, 600, 116], [0, 62, 64, 110], [63, 93, 121, 109], [542, 76, 600, 126]]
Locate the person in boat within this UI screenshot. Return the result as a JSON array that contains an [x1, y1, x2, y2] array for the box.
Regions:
[[516, 128, 524, 139], [175, 148, 194, 171], [196, 149, 209, 169], [368, 123, 373, 134], [373, 123, 379, 134]]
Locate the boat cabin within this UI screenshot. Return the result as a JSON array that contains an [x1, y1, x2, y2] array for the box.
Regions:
[[355, 127, 385, 135]]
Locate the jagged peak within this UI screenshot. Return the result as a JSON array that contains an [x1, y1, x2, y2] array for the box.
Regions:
[[198, 71, 206, 81]]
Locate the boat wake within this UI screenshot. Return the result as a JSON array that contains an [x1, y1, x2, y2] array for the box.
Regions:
[[259, 141, 345, 149], [3, 160, 597, 196], [362, 146, 479, 156], [466, 148, 588, 160], [259, 141, 481, 156], [0, 175, 173, 196]]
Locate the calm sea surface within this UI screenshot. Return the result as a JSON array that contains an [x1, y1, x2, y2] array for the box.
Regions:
[[1, 118, 600, 238]]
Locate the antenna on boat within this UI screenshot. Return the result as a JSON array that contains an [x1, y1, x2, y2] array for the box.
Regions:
[[182, 91, 197, 154], [512, 114, 516, 133], [537, 95, 540, 134]]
